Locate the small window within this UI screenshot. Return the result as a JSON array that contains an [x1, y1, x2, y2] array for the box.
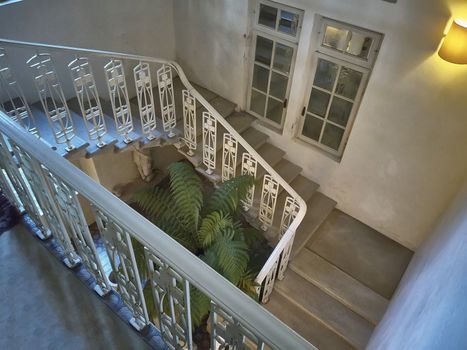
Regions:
[[256, 0, 302, 41], [298, 17, 382, 158]]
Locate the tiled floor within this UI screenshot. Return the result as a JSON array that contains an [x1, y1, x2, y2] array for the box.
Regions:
[[0, 221, 165, 350]]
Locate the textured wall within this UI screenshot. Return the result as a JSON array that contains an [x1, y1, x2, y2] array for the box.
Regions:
[[367, 180, 467, 349], [173, 0, 467, 249]]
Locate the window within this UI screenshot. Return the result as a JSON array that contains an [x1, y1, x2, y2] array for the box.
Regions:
[[248, 1, 303, 129], [298, 17, 382, 158]]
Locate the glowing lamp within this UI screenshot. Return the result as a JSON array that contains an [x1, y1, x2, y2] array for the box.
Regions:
[[438, 19, 467, 64]]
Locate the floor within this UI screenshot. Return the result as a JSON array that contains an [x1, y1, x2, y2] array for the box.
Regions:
[[0, 222, 163, 350]]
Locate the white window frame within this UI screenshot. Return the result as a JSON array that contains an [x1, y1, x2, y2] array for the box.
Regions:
[[297, 16, 383, 158], [246, 0, 303, 129]]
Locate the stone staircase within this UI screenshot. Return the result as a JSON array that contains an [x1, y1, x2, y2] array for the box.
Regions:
[[28, 76, 414, 350]]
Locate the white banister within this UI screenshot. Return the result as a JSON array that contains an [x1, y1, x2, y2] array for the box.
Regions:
[[0, 37, 308, 310]]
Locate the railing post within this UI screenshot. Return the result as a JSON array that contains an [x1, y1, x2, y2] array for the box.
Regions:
[[134, 61, 158, 141], [93, 206, 149, 331], [104, 59, 134, 143], [0, 48, 39, 137], [182, 90, 196, 156], [69, 56, 107, 147], [157, 64, 177, 138], [202, 111, 217, 175], [27, 52, 75, 150]]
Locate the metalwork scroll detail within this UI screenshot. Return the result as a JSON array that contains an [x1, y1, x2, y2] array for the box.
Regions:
[[258, 175, 279, 230], [241, 153, 257, 211], [0, 48, 39, 137], [145, 248, 192, 350], [182, 90, 196, 155], [157, 64, 176, 137], [134, 62, 158, 140], [222, 133, 237, 182], [93, 207, 149, 330], [27, 53, 75, 149], [69, 57, 107, 146], [202, 111, 216, 175], [104, 59, 134, 142]]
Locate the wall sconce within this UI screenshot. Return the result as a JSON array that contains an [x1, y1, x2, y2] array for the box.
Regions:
[[438, 19, 467, 64]]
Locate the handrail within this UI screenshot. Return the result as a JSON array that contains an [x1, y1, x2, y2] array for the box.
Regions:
[[0, 38, 307, 293], [0, 111, 313, 349]]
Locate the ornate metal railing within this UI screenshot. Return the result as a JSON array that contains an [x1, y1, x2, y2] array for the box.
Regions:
[[0, 38, 307, 305]]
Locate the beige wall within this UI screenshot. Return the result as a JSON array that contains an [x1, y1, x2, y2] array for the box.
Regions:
[[174, 0, 467, 249]]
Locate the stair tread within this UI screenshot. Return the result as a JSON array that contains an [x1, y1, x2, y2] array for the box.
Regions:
[[306, 209, 413, 299], [196, 95, 236, 119], [291, 192, 336, 258], [225, 112, 255, 134], [291, 248, 388, 325], [265, 292, 354, 350], [29, 104, 89, 158], [275, 270, 373, 349], [273, 158, 302, 184]]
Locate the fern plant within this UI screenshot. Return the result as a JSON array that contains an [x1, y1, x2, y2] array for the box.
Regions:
[[133, 161, 263, 327]]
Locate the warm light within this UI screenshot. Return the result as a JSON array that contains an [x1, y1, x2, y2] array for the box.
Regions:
[[438, 19, 467, 64]]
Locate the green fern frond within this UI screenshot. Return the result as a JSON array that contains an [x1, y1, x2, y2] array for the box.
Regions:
[[236, 269, 260, 300], [168, 162, 203, 230], [213, 228, 249, 284], [204, 175, 255, 216], [190, 287, 211, 328], [198, 212, 234, 248]]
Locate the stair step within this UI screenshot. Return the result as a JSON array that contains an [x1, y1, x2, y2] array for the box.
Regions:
[[255, 143, 285, 171], [66, 98, 118, 157], [288, 175, 320, 203], [275, 270, 373, 349], [196, 95, 236, 119], [192, 82, 218, 102], [29, 104, 89, 159], [306, 210, 413, 300], [240, 127, 268, 151], [291, 192, 336, 258], [290, 248, 388, 325], [273, 158, 302, 185], [225, 112, 255, 134], [265, 292, 354, 350]]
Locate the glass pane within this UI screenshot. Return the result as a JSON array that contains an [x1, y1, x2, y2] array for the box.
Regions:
[[266, 97, 283, 124], [328, 97, 353, 127], [278, 10, 299, 36], [322, 123, 344, 150], [252, 64, 269, 93], [302, 115, 323, 141], [269, 72, 288, 100], [335, 67, 363, 100], [346, 33, 373, 59], [307, 88, 330, 117], [323, 25, 349, 51], [258, 4, 277, 29], [250, 90, 266, 116], [255, 36, 274, 66], [313, 59, 338, 91], [273, 43, 293, 74]]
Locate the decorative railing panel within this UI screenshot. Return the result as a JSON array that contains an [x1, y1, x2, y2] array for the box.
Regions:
[[182, 90, 196, 155], [157, 64, 176, 137], [202, 111, 217, 175], [134, 62, 158, 140]]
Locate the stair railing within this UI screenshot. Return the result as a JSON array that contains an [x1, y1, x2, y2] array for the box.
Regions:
[[0, 38, 307, 304]]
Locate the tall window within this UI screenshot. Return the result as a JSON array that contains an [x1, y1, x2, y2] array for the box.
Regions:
[[248, 1, 303, 129], [298, 17, 383, 158]]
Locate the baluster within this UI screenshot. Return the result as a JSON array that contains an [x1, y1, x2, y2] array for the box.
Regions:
[[157, 64, 176, 137], [134, 62, 158, 141], [44, 170, 111, 295], [104, 59, 134, 143], [276, 197, 300, 280], [210, 302, 267, 349], [0, 132, 47, 235], [182, 89, 196, 156], [27, 53, 75, 150], [258, 175, 279, 231], [69, 56, 107, 147], [222, 133, 238, 182], [241, 153, 257, 211], [0, 48, 39, 137], [93, 207, 149, 330], [202, 111, 217, 175], [259, 259, 279, 304], [145, 248, 193, 349], [11, 143, 80, 266]]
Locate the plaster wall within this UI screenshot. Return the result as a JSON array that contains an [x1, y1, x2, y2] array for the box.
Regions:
[[0, 0, 176, 101], [367, 180, 467, 349], [173, 0, 467, 249]]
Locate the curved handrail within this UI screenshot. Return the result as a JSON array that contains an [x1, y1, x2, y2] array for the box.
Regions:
[[0, 38, 307, 288]]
